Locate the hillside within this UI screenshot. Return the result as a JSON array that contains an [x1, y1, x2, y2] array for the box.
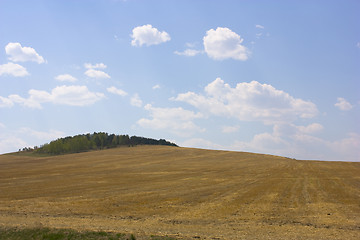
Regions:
[[19, 133, 177, 155], [0, 146, 359, 239]]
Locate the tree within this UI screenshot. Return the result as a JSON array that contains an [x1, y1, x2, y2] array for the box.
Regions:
[[33, 132, 178, 155]]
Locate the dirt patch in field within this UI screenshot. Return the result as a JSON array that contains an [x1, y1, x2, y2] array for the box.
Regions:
[[0, 146, 359, 239]]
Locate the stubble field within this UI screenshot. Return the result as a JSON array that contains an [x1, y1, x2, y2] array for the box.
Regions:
[[0, 146, 359, 239]]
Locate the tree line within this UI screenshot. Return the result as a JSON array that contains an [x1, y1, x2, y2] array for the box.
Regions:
[[20, 132, 177, 155]]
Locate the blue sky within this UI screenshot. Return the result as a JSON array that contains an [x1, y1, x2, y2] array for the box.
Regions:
[[0, 0, 359, 161]]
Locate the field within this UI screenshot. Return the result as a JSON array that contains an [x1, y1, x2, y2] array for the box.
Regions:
[[0, 146, 359, 239]]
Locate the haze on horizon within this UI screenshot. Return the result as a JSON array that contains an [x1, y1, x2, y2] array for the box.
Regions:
[[0, 0, 359, 161]]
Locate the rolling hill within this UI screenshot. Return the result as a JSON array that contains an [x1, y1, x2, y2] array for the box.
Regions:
[[0, 146, 359, 239]]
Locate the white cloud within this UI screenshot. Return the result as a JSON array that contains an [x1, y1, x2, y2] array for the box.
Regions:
[[55, 74, 77, 82], [131, 24, 171, 47], [83, 63, 110, 79], [335, 97, 353, 111], [186, 42, 197, 48], [255, 24, 265, 29], [107, 86, 128, 96], [137, 104, 204, 137], [130, 93, 142, 107], [272, 123, 324, 137], [1, 85, 104, 109], [0, 62, 29, 77], [233, 131, 288, 156], [297, 123, 323, 134], [181, 138, 224, 150], [230, 124, 359, 161], [5, 42, 45, 64], [0, 136, 27, 154], [7, 93, 42, 109], [330, 133, 360, 161], [222, 125, 240, 133], [173, 78, 318, 124], [203, 27, 250, 61], [84, 63, 107, 69], [174, 49, 202, 57], [152, 84, 161, 90], [0, 96, 14, 108], [18, 128, 65, 141], [0, 127, 65, 154], [49, 85, 105, 106], [84, 69, 110, 79]]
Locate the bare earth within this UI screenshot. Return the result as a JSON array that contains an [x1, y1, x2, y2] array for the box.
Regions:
[[0, 146, 359, 239]]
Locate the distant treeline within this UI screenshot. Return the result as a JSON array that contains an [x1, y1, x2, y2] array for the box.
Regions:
[[25, 133, 177, 155]]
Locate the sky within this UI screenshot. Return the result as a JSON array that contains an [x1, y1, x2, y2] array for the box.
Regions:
[[0, 0, 359, 161]]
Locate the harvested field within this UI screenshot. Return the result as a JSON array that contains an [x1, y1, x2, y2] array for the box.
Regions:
[[0, 146, 359, 239]]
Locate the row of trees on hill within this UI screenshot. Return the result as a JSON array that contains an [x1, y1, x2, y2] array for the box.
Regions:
[[31, 132, 177, 155]]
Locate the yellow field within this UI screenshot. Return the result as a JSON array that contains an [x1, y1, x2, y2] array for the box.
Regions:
[[0, 146, 359, 239]]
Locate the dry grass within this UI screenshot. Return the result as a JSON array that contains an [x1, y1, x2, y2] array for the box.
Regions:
[[0, 146, 359, 239]]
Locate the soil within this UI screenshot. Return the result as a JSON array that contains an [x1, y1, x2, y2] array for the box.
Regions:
[[0, 146, 359, 239]]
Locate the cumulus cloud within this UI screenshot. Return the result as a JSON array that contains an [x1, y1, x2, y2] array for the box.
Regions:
[[0, 96, 14, 107], [186, 42, 197, 48], [174, 49, 202, 57], [335, 97, 353, 111], [203, 27, 250, 60], [55, 74, 77, 82], [233, 132, 288, 155], [130, 94, 143, 107], [84, 63, 107, 69], [5, 42, 45, 64], [84, 69, 110, 79], [48, 85, 105, 106], [0, 136, 27, 154], [84, 62, 110, 79], [222, 125, 240, 133], [18, 128, 65, 141], [137, 104, 204, 137], [181, 138, 224, 150], [297, 123, 323, 134], [0, 85, 104, 109], [7, 94, 42, 108], [131, 24, 170, 47], [0, 126, 65, 154], [0, 62, 29, 77], [173, 78, 318, 124], [152, 84, 161, 90], [255, 24, 265, 29], [232, 124, 359, 161], [107, 86, 128, 96]]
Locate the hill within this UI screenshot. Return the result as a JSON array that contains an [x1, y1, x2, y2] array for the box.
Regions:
[[0, 146, 359, 239], [19, 132, 177, 155]]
